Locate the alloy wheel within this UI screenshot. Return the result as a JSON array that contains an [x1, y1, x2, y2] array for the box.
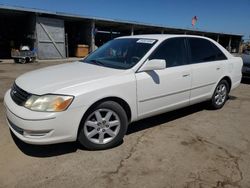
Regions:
[[83, 109, 121, 144], [214, 83, 227, 106]]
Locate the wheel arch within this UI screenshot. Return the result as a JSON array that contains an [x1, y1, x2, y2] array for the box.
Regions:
[[220, 76, 232, 91], [77, 96, 132, 137]]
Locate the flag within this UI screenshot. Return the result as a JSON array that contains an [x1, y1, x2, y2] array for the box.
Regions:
[[192, 16, 198, 26]]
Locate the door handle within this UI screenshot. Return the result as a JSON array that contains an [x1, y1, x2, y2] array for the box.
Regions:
[[216, 67, 221, 70], [182, 74, 190, 77]]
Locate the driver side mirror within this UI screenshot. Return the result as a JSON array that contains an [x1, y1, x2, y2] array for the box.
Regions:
[[139, 59, 166, 72]]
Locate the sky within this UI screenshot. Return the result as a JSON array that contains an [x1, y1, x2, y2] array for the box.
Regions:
[[0, 0, 249, 39]]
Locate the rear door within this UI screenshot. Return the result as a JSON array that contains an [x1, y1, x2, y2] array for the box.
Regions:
[[187, 37, 227, 104]]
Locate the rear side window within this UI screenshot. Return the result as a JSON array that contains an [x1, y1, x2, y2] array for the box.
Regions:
[[188, 38, 227, 63], [149, 37, 188, 67]]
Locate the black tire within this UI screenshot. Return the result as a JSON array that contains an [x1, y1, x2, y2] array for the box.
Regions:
[[14, 59, 19, 63], [78, 101, 128, 150], [210, 80, 229, 109], [20, 58, 26, 64], [25, 57, 30, 63]]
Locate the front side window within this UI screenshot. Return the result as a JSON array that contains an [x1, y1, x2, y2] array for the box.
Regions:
[[83, 38, 157, 69], [188, 38, 227, 63], [149, 37, 187, 67]]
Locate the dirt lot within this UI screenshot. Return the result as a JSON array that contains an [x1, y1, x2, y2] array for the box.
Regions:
[[0, 60, 250, 188]]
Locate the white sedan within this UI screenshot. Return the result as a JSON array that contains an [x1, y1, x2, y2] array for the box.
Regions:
[[4, 35, 243, 150]]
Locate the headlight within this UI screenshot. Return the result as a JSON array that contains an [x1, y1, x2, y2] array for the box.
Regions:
[[24, 95, 74, 112]]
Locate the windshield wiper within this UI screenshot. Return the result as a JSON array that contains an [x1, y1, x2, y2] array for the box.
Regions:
[[86, 59, 126, 69], [89, 59, 105, 66]]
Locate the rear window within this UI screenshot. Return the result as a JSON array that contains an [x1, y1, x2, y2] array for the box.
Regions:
[[188, 38, 227, 63]]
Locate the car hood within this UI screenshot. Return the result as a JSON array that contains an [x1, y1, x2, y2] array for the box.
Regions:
[[15, 61, 125, 95]]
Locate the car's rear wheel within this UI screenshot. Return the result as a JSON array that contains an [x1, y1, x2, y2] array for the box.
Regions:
[[78, 101, 128, 150], [211, 80, 229, 109]]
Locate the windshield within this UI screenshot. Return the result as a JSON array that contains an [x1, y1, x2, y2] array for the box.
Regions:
[[83, 38, 157, 69]]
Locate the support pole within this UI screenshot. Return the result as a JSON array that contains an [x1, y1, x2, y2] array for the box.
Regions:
[[238, 39, 242, 53], [161, 30, 164, 34], [228, 37, 232, 52], [65, 33, 69, 58], [217, 35, 220, 43], [90, 20, 95, 52], [131, 26, 134, 36], [110, 30, 113, 39]]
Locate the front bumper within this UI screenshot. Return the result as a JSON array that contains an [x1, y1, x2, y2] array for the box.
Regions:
[[4, 90, 85, 145]]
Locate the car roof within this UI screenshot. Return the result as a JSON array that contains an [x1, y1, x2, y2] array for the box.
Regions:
[[117, 34, 211, 42], [117, 34, 233, 59]]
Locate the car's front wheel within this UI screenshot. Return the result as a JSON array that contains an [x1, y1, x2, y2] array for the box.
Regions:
[[211, 80, 229, 109], [78, 101, 128, 150]]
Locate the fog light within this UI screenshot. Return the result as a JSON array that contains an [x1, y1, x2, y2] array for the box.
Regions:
[[23, 130, 51, 137]]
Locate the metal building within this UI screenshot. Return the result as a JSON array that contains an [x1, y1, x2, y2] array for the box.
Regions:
[[0, 5, 243, 60]]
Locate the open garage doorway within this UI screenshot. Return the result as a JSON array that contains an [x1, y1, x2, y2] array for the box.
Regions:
[[64, 20, 91, 58], [95, 21, 131, 48], [0, 10, 35, 59]]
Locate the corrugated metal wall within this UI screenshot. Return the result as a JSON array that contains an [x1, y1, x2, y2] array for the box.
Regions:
[[36, 17, 66, 59]]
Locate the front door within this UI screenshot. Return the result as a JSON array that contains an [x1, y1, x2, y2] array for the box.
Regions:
[[136, 37, 192, 119]]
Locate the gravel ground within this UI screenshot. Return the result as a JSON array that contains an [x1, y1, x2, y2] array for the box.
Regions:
[[0, 60, 250, 188]]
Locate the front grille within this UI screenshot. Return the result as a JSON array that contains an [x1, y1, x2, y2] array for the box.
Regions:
[[10, 83, 31, 106]]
